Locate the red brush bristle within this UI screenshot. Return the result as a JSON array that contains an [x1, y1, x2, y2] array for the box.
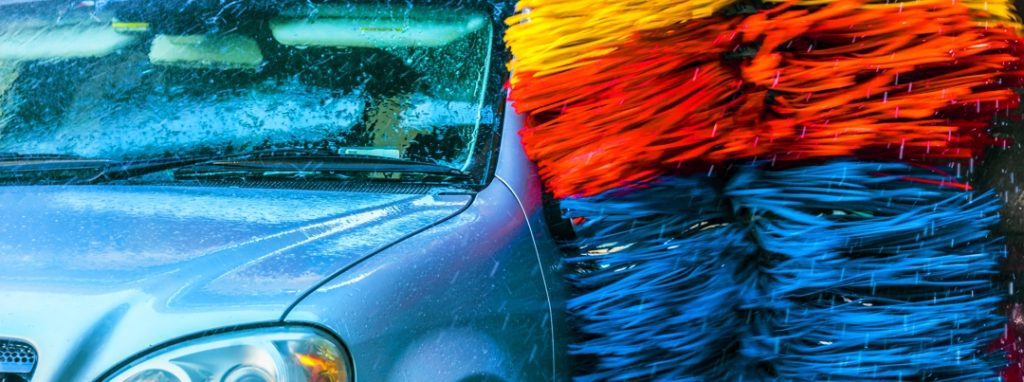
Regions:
[[513, 20, 750, 198], [743, 1, 1024, 161]]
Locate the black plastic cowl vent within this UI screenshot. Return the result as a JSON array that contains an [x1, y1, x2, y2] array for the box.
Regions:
[[0, 340, 36, 381]]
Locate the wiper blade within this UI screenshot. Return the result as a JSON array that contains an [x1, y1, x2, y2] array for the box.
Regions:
[[0, 159, 112, 172], [83, 149, 310, 183], [89, 149, 470, 183], [0, 153, 111, 181], [196, 155, 468, 176]]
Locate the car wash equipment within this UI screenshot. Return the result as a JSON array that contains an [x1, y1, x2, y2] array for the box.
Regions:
[[563, 161, 1004, 381], [505, 0, 1023, 380]]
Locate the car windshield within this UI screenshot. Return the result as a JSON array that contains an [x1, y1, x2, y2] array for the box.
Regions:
[[0, 1, 499, 185]]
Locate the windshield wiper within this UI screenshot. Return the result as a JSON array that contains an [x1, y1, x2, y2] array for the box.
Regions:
[[0, 149, 471, 183], [0, 153, 112, 181], [81, 148, 326, 183], [190, 156, 467, 175], [89, 149, 470, 183]]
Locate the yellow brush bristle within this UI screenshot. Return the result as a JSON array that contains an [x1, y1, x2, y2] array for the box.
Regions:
[[504, 0, 737, 81]]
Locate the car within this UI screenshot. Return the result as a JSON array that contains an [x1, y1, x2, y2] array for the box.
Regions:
[[0, 1, 570, 381]]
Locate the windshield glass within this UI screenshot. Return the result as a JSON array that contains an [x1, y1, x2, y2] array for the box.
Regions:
[[0, 1, 499, 185]]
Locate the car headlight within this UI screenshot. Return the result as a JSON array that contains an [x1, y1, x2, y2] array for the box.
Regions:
[[104, 326, 350, 382]]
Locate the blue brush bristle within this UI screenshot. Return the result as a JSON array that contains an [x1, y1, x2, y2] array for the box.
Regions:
[[563, 161, 1006, 381]]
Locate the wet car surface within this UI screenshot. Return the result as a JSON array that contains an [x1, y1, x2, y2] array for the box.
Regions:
[[0, 1, 569, 381]]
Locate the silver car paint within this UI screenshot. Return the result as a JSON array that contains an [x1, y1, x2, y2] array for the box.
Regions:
[[285, 104, 570, 381], [0, 103, 569, 381]]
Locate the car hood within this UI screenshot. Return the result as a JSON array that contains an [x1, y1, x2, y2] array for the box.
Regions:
[[0, 185, 471, 380]]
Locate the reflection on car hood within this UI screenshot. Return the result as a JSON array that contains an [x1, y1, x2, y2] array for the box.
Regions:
[[0, 185, 471, 380]]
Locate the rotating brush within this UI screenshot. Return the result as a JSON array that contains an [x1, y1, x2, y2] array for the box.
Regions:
[[564, 161, 1005, 381], [504, 0, 1022, 379]]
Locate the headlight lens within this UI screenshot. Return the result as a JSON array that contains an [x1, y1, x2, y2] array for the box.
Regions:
[[105, 327, 349, 382]]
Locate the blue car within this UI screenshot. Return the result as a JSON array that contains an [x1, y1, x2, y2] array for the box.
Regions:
[[0, 1, 570, 381]]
